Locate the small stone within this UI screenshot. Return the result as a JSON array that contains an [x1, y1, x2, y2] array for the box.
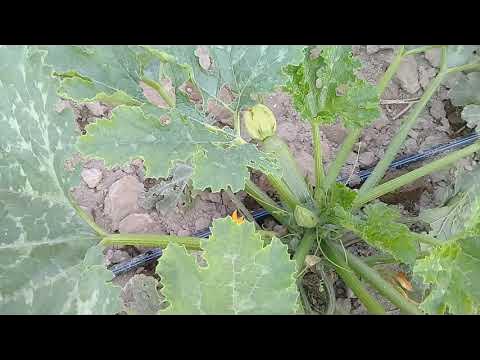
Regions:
[[366, 45, 397, 55], [194, 217, 211, 232], [81, 168, 103, 188], [336, 298, 352, 314], [396, 56, 420, 94], [359, 151, 376, 168], [205, 192, 222, 203], [346, 287, 356, 299], [425, 48, 441, 68], [295, 150, 315, 185], [419, 65, 437, 90], [430, 100, 446, 120], [404, 138, 418, 153], [105, 249, 131, 266], [177, 229, 191, 236], [321, 123, 348, 145], [273, 225, 288, 237], [119, 213, 154, 234], [420, 134, 450, 151], [104, 176, 145, 230]]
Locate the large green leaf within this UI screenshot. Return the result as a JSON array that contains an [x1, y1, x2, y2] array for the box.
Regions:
[[45, 45, 300, 193], [446, 45, 480, 68], [283, 46, 380, 128], [415, 166, 480, 314], [336, 203, 418, 265], [156, 217, 298, 314], [149, 45, 305, 111], [449, 72, 480, 107], [0, 46, 121, 314], [420, 166, 480, 241], [414, 235, 480, 314], [77, 106, 279, 192]]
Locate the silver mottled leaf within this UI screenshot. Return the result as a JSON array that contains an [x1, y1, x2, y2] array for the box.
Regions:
[[0, 46, 121, 314]]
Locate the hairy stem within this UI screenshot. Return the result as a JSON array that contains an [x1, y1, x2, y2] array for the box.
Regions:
[[364, 251, 429, 266], [353, 140, 480, 208], [377, 45, 406, 94], [262, 135, 314, 209], [101, 233, 201, 249], [244, 179, 297, 230], [321, 240, 386, 314], [447, 61, 480, 74], [403, 45, 444, 57], [359, 47, 448, 195], [312, 124, 325, 191], [294, 230, 316, 273], [328, 241, 422, 314], [322, 128, 362, 192]]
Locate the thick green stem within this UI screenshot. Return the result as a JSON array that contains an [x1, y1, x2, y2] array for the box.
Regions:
[[353, 141, 480, 208], [321, 240, 386, 314], [294, 230, 316, 273], [312, 124, 325, 191], [447, 61, 480, 74], [322, 128, 362, 192], [266, 174, 302, 211], [244, 179, 298, 230], [101, 233, 201, 249], [328, 241, 422, 314], [403, 45, 444, 57], [364, 251, 429, 266], [262, 135, 314, 209], [359, 47, 448, 195], [377, 45, 406, 94]]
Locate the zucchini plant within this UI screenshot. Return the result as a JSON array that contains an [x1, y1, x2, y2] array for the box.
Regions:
[[1, 45, 479, 314]]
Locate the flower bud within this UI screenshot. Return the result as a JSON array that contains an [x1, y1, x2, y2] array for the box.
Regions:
[[294, 206, 318, 228], [243, 104, 277, 141]]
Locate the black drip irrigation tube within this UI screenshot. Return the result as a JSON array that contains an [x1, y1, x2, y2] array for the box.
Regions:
[[110, 132, 480, 277]]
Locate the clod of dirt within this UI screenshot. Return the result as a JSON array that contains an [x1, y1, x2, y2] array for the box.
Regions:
[[295, 150, 315, 185], [425, 48, 441, 68], [429, 99, 447, 120], [105, 249, 131, 266], [119, 213, 154, 234], [104, 175, 145, 230], [121, 274, 164, 315], [366, 45, 397, 55], [358, 151, 376, 168], [418, 64, 437, 90], [81, 168, 103, 188], [321, 122, 348, 145], [396, 56, 420, 94]]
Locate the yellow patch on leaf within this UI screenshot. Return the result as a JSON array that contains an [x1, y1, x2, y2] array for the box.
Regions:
[[231, 210, 245, 225]]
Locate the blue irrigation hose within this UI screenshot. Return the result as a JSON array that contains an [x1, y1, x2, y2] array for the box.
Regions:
[[110, 132, 480, 277]]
